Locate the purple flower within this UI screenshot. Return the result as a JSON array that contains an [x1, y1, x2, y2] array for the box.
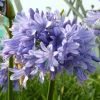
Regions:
[[50, 27, 64, 50], [58, 24, 79, 63], [0, 62, 8, 92], [3, 9, 61, 63], [33, 42, 58, 72], [2, 8, 100, 89], [3, 8, 64, 80], [0, 62, 19, 92], [84, 11, 100, 26], [60, 24, 98, 82], [84, 11, 100, 35], [9, 67, 28, 88]]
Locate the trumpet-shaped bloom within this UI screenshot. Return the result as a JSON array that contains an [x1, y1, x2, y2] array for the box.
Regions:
[[33, 42, 58, 72]]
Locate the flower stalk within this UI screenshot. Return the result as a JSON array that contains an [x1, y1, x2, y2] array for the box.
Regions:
[[5, 0, 15, 100], [7, 19, 13, 100], [8, 55, 13, 100], [47, 80, 55, 100], [64, 0, 83, 19]]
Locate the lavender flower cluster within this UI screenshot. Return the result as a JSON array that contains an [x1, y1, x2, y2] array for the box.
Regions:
[[84, 11, 100, 35], [0, 8, 100, 91]]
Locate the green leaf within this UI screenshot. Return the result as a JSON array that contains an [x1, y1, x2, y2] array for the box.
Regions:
[[14, 0, 22, 12], [0, 25, 7, 52], [0, 15, 9, 26], [64, 0, 83, 20], [60, 9, 64, 16]]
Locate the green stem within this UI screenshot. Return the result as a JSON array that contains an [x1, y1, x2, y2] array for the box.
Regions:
[[73, 0, 80, 20], [7, 19, 13, 100], [7, 8, 14, 100], [79, 0, 86, 17], [8, 56, 13, 100], [19, 85, 23, 100], [98, 36, 100, 57], [5, 0, 15, 99], [98, 45, 100, 57], [97, 37, 100, 57], [14, 0, 22, 12], [64, 0, 83, 20], [5, 0, 15, 100], [67, 0, 76, 16], [47, 80, 55, 100]]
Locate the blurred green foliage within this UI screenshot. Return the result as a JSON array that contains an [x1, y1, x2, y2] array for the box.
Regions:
[[0, 70, 100, 100], [0, 15, 8, 53]]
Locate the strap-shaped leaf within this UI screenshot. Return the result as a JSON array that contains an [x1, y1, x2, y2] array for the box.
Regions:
[[14, 0, 22, 12], [6, 0, 15, 20], [0, 14, 9, 26]]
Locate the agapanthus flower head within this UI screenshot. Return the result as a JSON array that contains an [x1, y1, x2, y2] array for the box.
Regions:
[[2, 8, 100, 89], [3, 8, 65, 62], [58, 23, 98, 82], [2, 8, 65, 87], [84, 11, 100, 35]]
